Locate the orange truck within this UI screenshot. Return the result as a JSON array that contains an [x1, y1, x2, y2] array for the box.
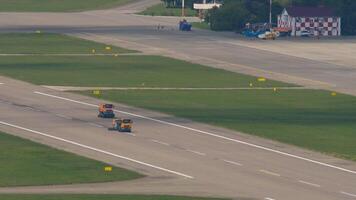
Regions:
[[98, 104, 115, 118], [110, 118, 133, 132]]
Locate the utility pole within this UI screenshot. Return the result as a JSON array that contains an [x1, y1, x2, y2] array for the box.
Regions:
[[182, 0, 185, 17], [269, 0, 272, 27]]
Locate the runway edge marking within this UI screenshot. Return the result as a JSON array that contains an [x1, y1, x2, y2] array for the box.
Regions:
[[0, 120, 193, 179], [34, 91, 356, 175]]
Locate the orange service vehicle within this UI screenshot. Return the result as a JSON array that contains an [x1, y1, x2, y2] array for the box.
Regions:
[[98, 104, 115, 118]]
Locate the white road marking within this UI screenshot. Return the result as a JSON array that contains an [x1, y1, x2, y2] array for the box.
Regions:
[[34, 91, 356, 175], [223, 159, 243, 166], [151, 139, 170, 146], [0, 83, 3, 85], [259, 169, 281, 177], [265, 198, 276, 200], [298, 180, 321, 188], [341, 191, 356, 198], [88, 122, 104, 128], [0, 120, 193, 179], [55, 113, 73, 120], [186, 149, 206, 156]]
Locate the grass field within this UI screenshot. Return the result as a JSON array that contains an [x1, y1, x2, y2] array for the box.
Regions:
[[0, 0, 135, 12], [0, 55, 289, 88], [139, 3, 197, 17], [0, 132, 142, 187], [81, 89, 356, 161], [0, 195, 228, 200], [0, 33, 136, 54]]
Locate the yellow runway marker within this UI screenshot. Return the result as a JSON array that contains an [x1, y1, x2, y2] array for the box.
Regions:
[[331, 92, 337, 96], [105, 46, 112, 50], [93, 90, 101, 95], [104, 166, 112, 172], [258, 77, 266, 82]]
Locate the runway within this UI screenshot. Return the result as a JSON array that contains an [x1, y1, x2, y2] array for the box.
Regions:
[[0, 1, 356, 199], [0, 76, 356, 200]]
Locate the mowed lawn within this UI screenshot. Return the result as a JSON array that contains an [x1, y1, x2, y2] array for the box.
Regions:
[[0, 33, 136, 54], [0, 0, 135, 12], [0, 195, 229, 200], [0, 132, 142, 187], [82, 89, 356, 161], [0, 55, 289, 88]]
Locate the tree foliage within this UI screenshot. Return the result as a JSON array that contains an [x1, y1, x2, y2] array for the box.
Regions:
[[207, 0, 356, 35]]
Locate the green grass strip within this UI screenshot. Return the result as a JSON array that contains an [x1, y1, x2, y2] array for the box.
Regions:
[[0, 132, 143, 187], [0, 0, 136, 12]]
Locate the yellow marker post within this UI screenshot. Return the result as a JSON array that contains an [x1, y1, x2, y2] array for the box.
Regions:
[[331, 92, 337, 96], [105, 46, 112, 50], [114, 54, 119, 57], [104, 166, 113, 172], [273, 88, 277, 92], [92, 49, 96, 54], [93, 90, 101, 95], [249, 83, 253, 87], [258, 77, 266, 82]]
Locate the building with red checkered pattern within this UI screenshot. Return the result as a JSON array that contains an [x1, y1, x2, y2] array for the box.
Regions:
[[277, 6, 341, 37]]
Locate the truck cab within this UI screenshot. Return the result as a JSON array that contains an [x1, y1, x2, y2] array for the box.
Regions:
[[98, 104, 115, 118]]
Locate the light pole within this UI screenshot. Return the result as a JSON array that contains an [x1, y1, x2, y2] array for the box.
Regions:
[[182, 0, 185, 17], [269, 0, 272, 27]]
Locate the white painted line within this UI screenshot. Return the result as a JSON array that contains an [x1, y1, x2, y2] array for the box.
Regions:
[[298, 180, 321, 188], [33, 91, 356, 175], [151, 139, 170, 146], [341, 191, 356, 198], [259, 169, 281, 177], [55, 113, 73, 120], [186, 149, 206, 156], [0, 83, 4, 85], [88, 122, 104, 128], [265, 198, 275, 200], [223, 159, 243, 166], [0, 120, 193, 179]]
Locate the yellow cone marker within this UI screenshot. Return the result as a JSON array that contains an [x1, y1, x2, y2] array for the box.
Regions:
[[258, 77, 266, 82], [93, 90, 101, 95], [104, 166, 112, 172], [331, 92, 337, 96]]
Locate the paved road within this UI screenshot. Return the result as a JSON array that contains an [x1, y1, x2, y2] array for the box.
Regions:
[[0, 1, 356, 200]]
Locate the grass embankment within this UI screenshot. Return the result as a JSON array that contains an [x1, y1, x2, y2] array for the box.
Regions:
[[0, 195, 228, 200], [139, 3, 197, 17], [0, 132, 142, 187], [0, 0, 135, 12], [0, 33, 136, 54]]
